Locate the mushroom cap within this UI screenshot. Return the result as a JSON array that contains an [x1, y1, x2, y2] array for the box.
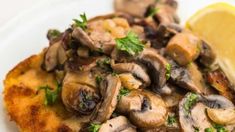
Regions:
[[114, 0, 156, 18], [99, 116, 136, 132], [92, 75, 122, 123], [111, 62, 151, 87], [137, 48, 168, 90], [207, 108, 235, 125], [117, 90, 144, 113], [129, 90, 168, 128], [62, 82, 100, 115], [63, 71, 97, 89], [179, 93, 235, 132], [42, 41, 61, 72]]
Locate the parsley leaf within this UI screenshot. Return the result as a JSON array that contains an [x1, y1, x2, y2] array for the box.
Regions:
[[115, 31, 144, 55], [73, 13, 88, 30], [212, 124, 228, 132], [167, 115, 176, 125], [205, 127, 215, 132], [89, 123, 101, 132], [47, 29, 61, 40], [146, 7, 159, 17], [194, 126, 199, 132], [96, 75, 103, 84], [38, 82, 62, 105], [184, 93, 199, 114], [118, 87, 130, 100], [166, 63, 171, 80]]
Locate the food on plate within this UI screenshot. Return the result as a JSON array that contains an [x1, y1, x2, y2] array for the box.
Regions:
[[3, 0, 235, 132]]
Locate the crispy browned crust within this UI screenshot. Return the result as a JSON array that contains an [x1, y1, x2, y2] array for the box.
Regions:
[[3, 52, 85, 132]]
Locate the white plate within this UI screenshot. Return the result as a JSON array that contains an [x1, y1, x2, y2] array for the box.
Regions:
[[0, 0, 234, 131]]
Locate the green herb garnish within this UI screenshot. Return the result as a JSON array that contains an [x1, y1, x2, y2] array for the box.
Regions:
[[47, 29, 61, 40], [89, 123, 101, 132], [184, 93, 199, 113], [38, 82, 62, 105], [212, 124, 228, 132], [115, 31, 144, 55], [73, 13, 88, 30], [96, 75, 103, 84], [146, 7, 159, 17], [166, 63, 171, 80], [167, 115, 176, 125], [194, 126, 199, 132], [205, 127, 215, 132], [118, 87, 130, 100]]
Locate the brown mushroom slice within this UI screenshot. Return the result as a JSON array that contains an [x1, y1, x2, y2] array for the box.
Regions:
[[154, 3, 179, 24], [117, 90, 143, 114], [42, 41, 61, 71], [72, 27, 115, 54], [179, 93, 212, 132], [166, 32, 201, 66], [119, 73, 142, 89], [114, 0, 156, 18], [111, 62, 150, 87], [99, 116, 136, 132], [170, 60, 212, 94], [197, 40, 216, 67], [207, 108, 235, 125], [137, 48, 168, 90], [63, 71, 97, 89], [62, 82, 100, 115], [206, 68, 235, 101], [179, 93, 235, 132], [92, 75, 121, 123], [129, 91, 168, 128]]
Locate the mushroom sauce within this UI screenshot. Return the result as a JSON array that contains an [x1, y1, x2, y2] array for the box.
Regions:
[[37, 0, 235, 131]]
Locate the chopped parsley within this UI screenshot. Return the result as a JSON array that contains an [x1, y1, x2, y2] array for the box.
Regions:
[[115, 31, 144, 55], [38, 82, 62, 105], [212, 124, 228, 132], [205, 127, 215, 132], [118, 87, 130, 100], [73, 13, 88, 30], [96, 75, 103, 84], [146, 7, 159, 17], [47, 29, 61, 40], [89, 123, 101, 132], [111, 72, 118, 76], [167, 115, 176, 125], [166, 63, 171, 80], [184, 93, 199, 113], [194, 126, 199, 132]]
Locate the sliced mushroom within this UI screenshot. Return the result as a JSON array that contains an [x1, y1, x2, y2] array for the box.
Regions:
[[154, 3, 179, 24], [114, 0, 156, 18], [62, 82, 100, 115], [197, 40, 216, 67], [63, 71, 97, 89], [72, 14, 130, 54], [149, 24, 179, 49], [99, 116, 136, 132], [119, 73, 142, 89], [166, 32, 201, 66], [129, 90, 168, 128], [117, 90, 144, 114], [179, 93, 234, 132], [91, 75, 121, 123], [170, 60, 213, 94], [42, 41, 61, 71], [137, 48, 168, 91], [111, 62, 151, 87], [207, 108, 235, 125]]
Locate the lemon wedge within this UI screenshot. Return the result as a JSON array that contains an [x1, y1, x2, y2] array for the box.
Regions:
[[186, 2, 235, 83]]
